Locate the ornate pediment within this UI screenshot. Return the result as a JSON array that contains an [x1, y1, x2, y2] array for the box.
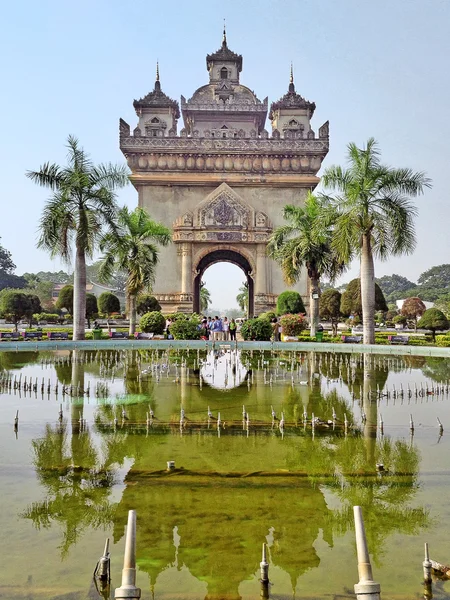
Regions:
[[172, 184, 271, 243], [196, 183, 251, 229]]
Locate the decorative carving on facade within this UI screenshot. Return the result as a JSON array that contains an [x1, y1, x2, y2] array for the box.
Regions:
[[124, 151, 325, 174], [255, 212, 268, 227], [119, 118, 130, 137], [153, 292, 193, 303], [133, 82, 180, 119], [200, 193, 248, 228], [319, 120, 329, 139], [119, 129, 329, 150]]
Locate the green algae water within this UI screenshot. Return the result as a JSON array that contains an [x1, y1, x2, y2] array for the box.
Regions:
[[0, 347, 450, 600]]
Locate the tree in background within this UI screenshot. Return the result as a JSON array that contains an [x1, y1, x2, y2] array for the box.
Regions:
[[25, 294, 42, 327], [434, 299, 450, 319], [0, 238, 26, 290], [99, 207, 171, 335], [0, 291, 32, 331], [375, 274, 415, 299], [322, 138, 431, 343], [276, 291, 305, 316], [136, 294, 161, 315], [22, 271, 70, 284], [98, 292, 120, 332], [401, 297, 426, 331], [85, 293, 98, 328], [340, 278, 388, 319], [56, 285, 74, 315], [417, 308, 449, 342], [418, 264, 450, 290], [200, 281, 211, 313], [236, 282, 249, 313], [319, 289, 342, 336], [27, 135, 128, 340], [268, 193, 345, 336]]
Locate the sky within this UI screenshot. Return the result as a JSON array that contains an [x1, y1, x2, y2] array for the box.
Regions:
[[1, 0, 448, 311]]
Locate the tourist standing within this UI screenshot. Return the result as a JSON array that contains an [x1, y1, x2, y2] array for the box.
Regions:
[[229, 318, 237, 341], [223, 316, 230, 340], [213, 316, 222, 342], [272, 317, 280, 342], [207, 316, 214, 339]]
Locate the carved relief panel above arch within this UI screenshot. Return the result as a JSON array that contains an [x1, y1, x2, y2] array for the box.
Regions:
[[196, 182, 252, 229], [172, 182, 272, 243]]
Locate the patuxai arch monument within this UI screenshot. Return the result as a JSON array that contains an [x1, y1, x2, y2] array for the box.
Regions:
[[119, 31, 329, 316]]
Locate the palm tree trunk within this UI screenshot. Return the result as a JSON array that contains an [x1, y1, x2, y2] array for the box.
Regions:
[[360, 234, 375, 344], [309, 274, 320, 338], [73, 245, 86, 341], [129, 293, 137, 336]]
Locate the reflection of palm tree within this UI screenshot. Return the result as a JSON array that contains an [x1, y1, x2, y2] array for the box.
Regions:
[[325, 434, 428, 565], [22, 351, 117, 557], [22, 421, 117, 557]]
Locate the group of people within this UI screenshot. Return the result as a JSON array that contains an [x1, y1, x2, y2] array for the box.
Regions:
[[199, 316, 237, 341]]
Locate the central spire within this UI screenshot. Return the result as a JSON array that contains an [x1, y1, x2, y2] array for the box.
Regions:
[[154, 61, 161, 92], [289, 63, 295, 93], [222, 19, 227, 46]]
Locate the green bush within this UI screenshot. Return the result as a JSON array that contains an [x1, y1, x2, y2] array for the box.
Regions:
[[98, 292, 120, 316], [276, 291, 305, 316], [259, 311, 277, 321], [35, 312, 60, 323], [164, 312, 188, 322], [280, 313, 307, 336], [417, 308, 449, 341], [436, 335, 450, 347], [240, 317, 272, 341], [137, 294, 161, 315], [140, 311, 166, 334], [393, 315, 407, 325], [169, 315, 201, 340]]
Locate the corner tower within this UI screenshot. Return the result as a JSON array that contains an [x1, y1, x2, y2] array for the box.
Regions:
[[119, 36, 329, 316]]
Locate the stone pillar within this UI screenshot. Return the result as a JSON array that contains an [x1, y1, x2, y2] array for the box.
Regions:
[[180, 243, 192, 295], [255, 244, 267, 295]]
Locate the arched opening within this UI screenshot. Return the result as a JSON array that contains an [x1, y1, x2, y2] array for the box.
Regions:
[[193, 249, 254, 317], [220, 67, 228, 80]]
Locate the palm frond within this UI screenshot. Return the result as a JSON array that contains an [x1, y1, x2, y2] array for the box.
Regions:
[[26, 163, 64, 189]]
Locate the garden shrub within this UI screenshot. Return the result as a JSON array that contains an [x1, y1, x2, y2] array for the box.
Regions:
[[169, 314, 201, 340], [280, 313, 307, 336], [140, 311, 166, 334], [137, 294, 161, 315], [240, 317, 272, 341], [276, 291, 305, 316], [259, 311, 277, 321]]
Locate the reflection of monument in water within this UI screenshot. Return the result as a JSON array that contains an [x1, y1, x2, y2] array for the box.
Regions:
[[200, 348, 248, 390], [20, 349, 430, 599]]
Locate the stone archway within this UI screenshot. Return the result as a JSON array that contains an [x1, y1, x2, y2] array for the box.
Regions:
[[193, 249, 254, 317]]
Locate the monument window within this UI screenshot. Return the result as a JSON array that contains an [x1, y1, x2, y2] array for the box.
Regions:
[[220, 67, 228, 79]]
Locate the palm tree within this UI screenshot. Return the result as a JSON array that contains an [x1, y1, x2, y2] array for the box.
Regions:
[[322, 138, 431, 344], [267, 192, 345, 337], [236, 282, 249, 313], [200, 281, 211, 313], [98, 206, 171, 335], [27, 136, 129, 340]]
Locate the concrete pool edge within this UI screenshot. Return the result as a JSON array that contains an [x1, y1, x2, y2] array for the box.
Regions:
[[0, 339, 449, 358]]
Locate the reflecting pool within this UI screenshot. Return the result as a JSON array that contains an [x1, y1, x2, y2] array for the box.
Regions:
[[0, 347, 450, 599]]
